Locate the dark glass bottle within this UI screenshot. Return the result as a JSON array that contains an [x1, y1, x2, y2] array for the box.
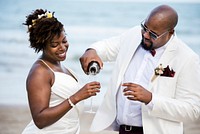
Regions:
[[87, 61, 100, 75]]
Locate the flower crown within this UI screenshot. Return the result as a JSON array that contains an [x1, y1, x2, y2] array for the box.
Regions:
[[28, 11, 53, 29]]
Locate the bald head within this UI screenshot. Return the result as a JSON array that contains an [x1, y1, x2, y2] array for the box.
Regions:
[[146, 5, 178, 30]]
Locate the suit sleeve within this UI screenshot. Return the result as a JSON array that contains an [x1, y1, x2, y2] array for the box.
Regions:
[[89, 26, 140, 62], [90, 35, 121, 62]]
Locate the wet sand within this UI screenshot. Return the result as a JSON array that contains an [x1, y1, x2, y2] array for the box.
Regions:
[[0, 104, 117, 134]]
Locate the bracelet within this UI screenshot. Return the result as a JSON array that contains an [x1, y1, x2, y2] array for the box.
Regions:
[[68, 98, 75, 108]]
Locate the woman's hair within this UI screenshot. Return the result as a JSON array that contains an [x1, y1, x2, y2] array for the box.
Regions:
[[23, 9, 64, 53]]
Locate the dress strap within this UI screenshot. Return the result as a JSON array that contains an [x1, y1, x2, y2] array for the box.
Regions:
[[38, 59, 54, 73]]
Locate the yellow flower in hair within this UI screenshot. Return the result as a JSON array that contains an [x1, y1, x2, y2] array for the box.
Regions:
[[46, 12, 53, 18], [32, 19, 36, 25], [29, 11, 53, 29], [38, 14, 42, 19]]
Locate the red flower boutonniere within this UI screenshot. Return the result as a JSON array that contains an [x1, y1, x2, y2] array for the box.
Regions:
[[151, 64, 175, 82]]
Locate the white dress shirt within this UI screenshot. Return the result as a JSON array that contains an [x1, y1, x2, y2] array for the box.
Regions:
[[116, 43, 168, 127]]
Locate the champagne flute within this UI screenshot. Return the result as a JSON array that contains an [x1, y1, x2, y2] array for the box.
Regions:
[[85, 61, 100, 113], [86, 74, 97, 113]]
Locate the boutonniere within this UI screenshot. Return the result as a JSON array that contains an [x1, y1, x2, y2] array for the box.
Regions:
[[151, 64, 175, 82]]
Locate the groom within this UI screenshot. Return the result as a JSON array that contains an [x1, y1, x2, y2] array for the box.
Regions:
[[80, 5, 200, 134]]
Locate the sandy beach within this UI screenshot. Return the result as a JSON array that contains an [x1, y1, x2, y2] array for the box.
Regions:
[[0, 104, 117, 134]]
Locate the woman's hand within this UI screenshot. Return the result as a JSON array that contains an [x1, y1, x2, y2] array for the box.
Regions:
[[71, 81, 101, 104]]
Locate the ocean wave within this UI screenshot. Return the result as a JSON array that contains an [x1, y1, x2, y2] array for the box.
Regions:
[[0, 26, 126, 44], [0, 29, 28, 44]]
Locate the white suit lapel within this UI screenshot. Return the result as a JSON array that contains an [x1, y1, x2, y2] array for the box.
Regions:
[[114, 35, 142, 93], [150, 35, 177, 86]]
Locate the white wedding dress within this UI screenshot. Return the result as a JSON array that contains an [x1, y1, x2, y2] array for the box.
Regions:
[[22, 60, 84, 134]]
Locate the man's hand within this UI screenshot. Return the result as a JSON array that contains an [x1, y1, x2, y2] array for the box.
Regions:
[[122, 83, 152, 104]]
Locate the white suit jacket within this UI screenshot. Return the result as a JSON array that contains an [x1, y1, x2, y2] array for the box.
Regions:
[[89, 26, 200, 134]]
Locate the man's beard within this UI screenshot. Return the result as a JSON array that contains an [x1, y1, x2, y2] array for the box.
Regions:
[[140, 38, 153, 51]]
